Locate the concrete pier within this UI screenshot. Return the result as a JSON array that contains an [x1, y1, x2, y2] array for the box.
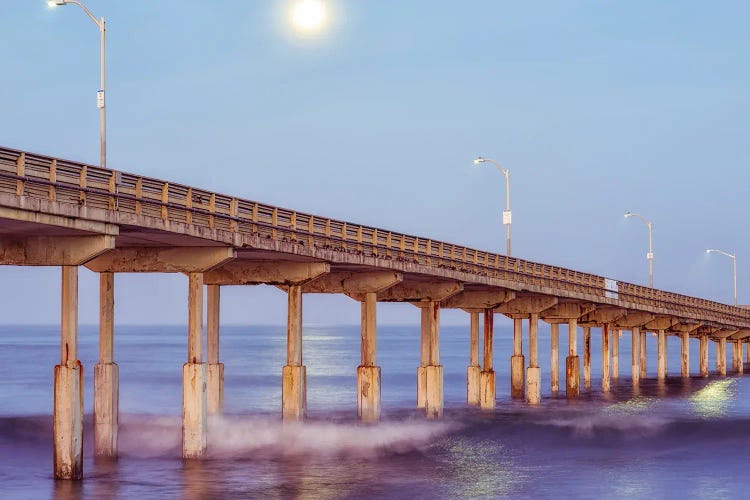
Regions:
[[418, 301, 443, 418], [283, 285, 306, 421], [479, 309, 496, 410], [467, 312, 480, 406], [206, 285, 224, 415], [631, 327, 640, 385], [681, 332, 690, 378], [566, 319, 580, 398], [640, 330, 647, 379], [583, 327, 591, 389], [94, 271, 118, 458], [601, 326, 611, 392], [357, 292, 381, 421], [526, 313, 541, 405], [183, 272, 207, 458], [733, 340, 743, 374], [511, 318, 525, 399], [612, 329, 619, 380], [54, 266, 83, 480], [657, 330, 667, 380], [717, 338, 727, 376], [550, 323, 559, 392], [699, 335, 709, 377]]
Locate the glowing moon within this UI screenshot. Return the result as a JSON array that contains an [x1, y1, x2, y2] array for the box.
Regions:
[[290, 0, 327, 34]]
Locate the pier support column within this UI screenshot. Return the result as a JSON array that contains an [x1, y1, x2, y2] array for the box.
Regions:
[[283, 285, 306, 421], [699, 335, 709, 377], [183, 272, 207, 458], [681, 332, 690, 378], [511, 319, 525, 399], [94, 272, 118, 458], [358, 292, 381, 421], [526, 313, 541, 405], [206, 285, 224, 415], [479, 309, 495, 410], [550, 323, 559, 392], [583, 327, 591, 389], [417, 301, 443, 418], [601, 326, 611, 392], [631, 327, 640, 385], [746, 340, 750, 366], [54, 266, 83, 480], [467, 312, 480, 406], [716, 338, 727, 376], [612, 329, 619, 380], [733, 340, 743, 374], [657, 330, 667, 380], [640, 330, 647, 379], [566, 319, 580, 398]]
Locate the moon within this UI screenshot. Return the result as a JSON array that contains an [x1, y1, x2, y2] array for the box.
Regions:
[[290, 0, 327, 34]]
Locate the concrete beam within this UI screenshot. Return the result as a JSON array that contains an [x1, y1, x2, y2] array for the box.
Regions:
[[669, 322, 703, 335], [612, 311, 654, 329], [441, 289, 515, 309], [579, 306, 626, 326], [0, 235, 115, 266], [301, 271, 401, 294], [540, 301, 596, 324], [0, 206, 119, 236], [729, 329, 750, 340], [644, 316, 678, 332], [375, 280, 462, 302], [713, 328, 740, 339], [496, 294, 558, 318], [87, 247, 235, 274], [206, 260, 329, 285]]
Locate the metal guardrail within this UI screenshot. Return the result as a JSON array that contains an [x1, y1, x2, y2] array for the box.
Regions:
[[0, 145, 748, 327]]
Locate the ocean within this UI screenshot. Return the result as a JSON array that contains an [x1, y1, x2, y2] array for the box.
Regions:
[[1, 323, 749, 499]]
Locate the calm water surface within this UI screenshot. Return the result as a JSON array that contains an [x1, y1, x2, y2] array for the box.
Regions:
[[1, 324, 749, 499]]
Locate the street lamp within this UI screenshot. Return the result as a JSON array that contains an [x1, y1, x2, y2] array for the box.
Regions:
[[706, 249, 738, 306], [48, 0, 107, 170], [474, 157, 511, 256], [624, 212, 654, 288]]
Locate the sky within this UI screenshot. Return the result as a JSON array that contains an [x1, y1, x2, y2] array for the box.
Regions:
[[0, 0, 749, 326]]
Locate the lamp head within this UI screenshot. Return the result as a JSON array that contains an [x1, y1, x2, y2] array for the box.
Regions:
[[624, 212, 633, 218], [473, 157, 486, 165], [48, 0, 67, 6]]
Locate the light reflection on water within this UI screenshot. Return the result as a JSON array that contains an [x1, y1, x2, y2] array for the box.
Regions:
[[689, 379, 737, 418]]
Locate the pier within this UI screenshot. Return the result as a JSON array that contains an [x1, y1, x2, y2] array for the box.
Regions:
[[1, 145, 749, 480]]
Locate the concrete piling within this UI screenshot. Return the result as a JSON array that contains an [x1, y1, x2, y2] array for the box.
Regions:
[[640, 330, 647, 379], [612, 329, 619, 380], [357, 292, 381, 421], [283, 285, 306, 421], [601, 325, 610, 392], [717, 338, 727, 376], [418, 301, 443, 418], [54, 266, 83, 480], [681, 332, 690, 378], [550, 323, 559, 392], [479, 309, 495, 410], [631, 327, 640, 385], [657, 330, 667, 380], [699, 335, 709, 377], [206, 285, 224, 415], [583, 327, 591, 389], [526, 313, 541, 405], [510, 318, 525, 399], [183, 272, 207, 458], [565, 319, 580, 398], [94, 271, 118, 458], [467, 312, 481, 406]]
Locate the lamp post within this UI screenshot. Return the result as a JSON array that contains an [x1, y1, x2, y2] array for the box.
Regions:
[[474, 157, 511, 256], [624, 212, 654, 288], [706, 249, 738, 306], [48, 0, 107, 170]]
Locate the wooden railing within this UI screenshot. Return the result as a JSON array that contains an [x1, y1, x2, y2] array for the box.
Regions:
[[1, 145, 748, 327]]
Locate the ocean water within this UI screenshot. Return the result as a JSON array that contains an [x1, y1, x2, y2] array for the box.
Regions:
[[1, 323, 750, 499]]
